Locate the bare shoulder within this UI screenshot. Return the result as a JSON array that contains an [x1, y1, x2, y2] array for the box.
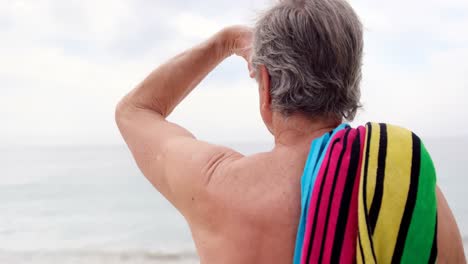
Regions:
[[187, 150, 303, 263], [191, 150, 303, 223], [195, 152, 275, 208], [206, 151, 298, 200], [436, 186, 466, 263]]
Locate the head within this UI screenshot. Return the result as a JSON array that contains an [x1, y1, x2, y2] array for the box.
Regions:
[[251, 0, 363, 133]]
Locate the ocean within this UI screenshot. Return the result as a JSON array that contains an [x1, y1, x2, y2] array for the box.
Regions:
[[1, 139, 467, 263]]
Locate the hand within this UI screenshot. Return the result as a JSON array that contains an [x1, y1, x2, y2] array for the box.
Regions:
[[219, 25, 256, 78], [221, 25, 253, 59]]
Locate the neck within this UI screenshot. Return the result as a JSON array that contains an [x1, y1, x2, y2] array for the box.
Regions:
[[271, 112, 341, 148]]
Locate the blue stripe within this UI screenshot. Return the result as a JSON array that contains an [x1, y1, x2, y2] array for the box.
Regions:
[[293, 123, 349, 264]]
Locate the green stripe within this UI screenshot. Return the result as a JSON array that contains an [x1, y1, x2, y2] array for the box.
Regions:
[[401, 140, 437, 263]]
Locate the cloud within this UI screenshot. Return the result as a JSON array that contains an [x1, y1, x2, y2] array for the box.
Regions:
[[350, 0, 468, 137], [0, 0, 467, 146], [172, 13, 222, 39]]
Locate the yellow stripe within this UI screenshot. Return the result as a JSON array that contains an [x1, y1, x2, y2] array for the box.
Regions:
[[357, 124, 376, 264], [366, 123, 380, 206], [372, 124, 413, 261], [356, 235, 363, 264]]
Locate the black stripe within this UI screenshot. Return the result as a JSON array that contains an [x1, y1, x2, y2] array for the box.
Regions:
[[369, 123, 388, 233], [330, 129, 362, 263], [305, 137, 342, 261], [318, 129, 351, 263], [391, 132, 421, 263], [358, 232, 366, 264], [428, 213, 438, 263], [362, 123, 377, 261]]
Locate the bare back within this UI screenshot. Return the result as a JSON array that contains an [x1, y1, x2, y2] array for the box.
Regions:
[[188, 145, 311, 264], [185, 144, 466, 264]]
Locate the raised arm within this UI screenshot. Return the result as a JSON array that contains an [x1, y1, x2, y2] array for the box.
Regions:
[[115, 26, 252, 216]]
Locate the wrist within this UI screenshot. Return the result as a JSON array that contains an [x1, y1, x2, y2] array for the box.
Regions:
[[214, 27, 237, 58]]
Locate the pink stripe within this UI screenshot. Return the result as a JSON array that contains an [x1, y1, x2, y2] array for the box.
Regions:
[[320, 129, 358, 263], [309, 143, 342, 263], [340, 126, 366, 263], [300, 126, 368, 264], [301, 129, 347, 264]]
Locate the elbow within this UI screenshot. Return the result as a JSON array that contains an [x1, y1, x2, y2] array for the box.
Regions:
[[115, 94, 168, 123], [115, 96, 166, 131], [115, 97, 133, 130]]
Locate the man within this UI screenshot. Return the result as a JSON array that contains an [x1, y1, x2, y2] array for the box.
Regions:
[[116, 0, 465, 263]]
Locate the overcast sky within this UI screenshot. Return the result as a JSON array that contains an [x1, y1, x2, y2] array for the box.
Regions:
[[1, 0, 467, 146]]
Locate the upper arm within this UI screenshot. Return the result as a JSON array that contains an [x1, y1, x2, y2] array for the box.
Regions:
[[115, 103, 243, 215], [436, 186, 466, 263]]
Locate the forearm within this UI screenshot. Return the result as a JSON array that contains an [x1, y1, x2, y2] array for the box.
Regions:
[[120, 30, 231, 117]]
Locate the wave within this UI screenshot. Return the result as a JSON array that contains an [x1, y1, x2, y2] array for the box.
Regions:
[[0, 249, 199, 263]]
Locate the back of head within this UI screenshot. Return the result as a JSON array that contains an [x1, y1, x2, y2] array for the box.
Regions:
[[251, 0, 363, 121]]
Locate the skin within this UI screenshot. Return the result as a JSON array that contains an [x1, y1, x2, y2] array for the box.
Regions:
[[115, 26, 466, 263]]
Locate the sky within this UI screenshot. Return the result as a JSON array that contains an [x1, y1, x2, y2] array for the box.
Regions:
[[1, 0, 467, 146]]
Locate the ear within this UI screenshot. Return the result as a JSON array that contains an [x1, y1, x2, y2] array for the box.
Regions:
[[258, 65, 273, 132], [259, 65, 271, 109]]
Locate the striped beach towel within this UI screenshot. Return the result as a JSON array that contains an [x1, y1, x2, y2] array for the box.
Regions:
[[293, 123, 438, 264]]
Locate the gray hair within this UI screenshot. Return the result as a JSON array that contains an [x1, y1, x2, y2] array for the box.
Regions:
[[251, 0, 363, 121]]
